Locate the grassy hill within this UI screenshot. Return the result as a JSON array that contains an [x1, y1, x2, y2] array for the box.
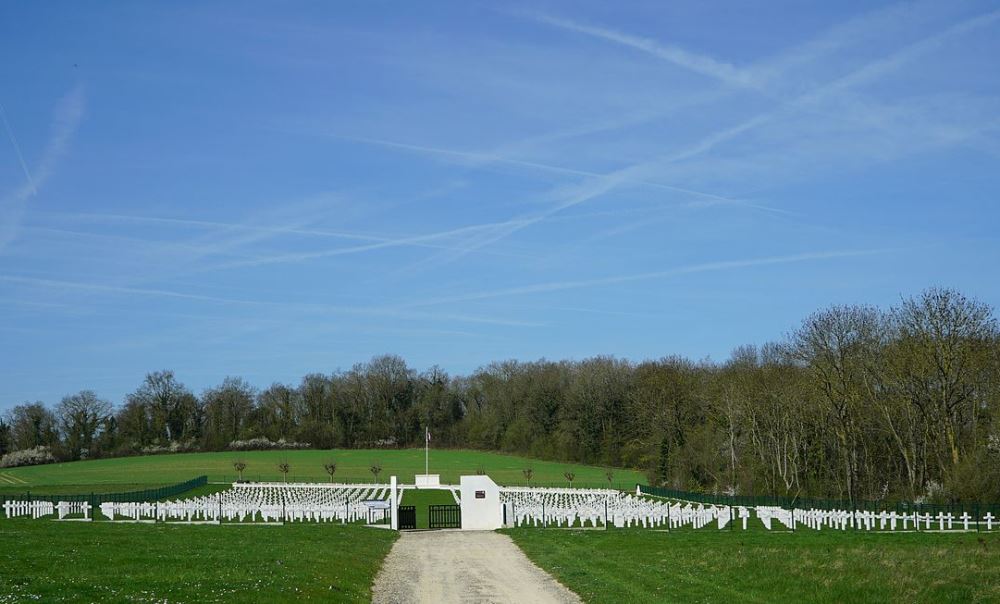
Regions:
[[0, 448, 644, 494]]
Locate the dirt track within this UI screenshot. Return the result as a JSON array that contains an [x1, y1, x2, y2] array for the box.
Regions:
[[371, 530, 582, 604]]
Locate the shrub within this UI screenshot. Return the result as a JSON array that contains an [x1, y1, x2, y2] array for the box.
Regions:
[[0, 446, 56, 468]]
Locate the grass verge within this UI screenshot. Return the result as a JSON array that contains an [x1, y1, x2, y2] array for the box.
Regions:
[[0, 518, 397, 602], [504, 527, 1000, 603]]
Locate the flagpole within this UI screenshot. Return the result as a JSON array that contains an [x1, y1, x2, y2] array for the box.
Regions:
[[425, 426, 429, 476]]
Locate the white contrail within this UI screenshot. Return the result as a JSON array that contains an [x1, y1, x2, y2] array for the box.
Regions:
[[0, 85, 86, 250], [0, 102, 35, 194], [653, 7, 1000, 169], [0, 274, 541, 327], [447, 8, 1000, 259], [402, 249, 894, 307], [528, 13, 756, 89], [204, 217, 533, 270], [344, 135, 789, 215]]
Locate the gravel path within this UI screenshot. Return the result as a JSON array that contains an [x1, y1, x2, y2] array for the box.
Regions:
[[371, 531, 582, 604]]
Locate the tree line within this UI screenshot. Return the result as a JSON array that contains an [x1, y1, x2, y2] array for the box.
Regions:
[[2, 287, 998, 504]]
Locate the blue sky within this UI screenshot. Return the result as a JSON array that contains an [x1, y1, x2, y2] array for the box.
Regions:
[[2, 1, 999, 410]]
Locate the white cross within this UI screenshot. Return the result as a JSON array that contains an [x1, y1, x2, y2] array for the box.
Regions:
[[985, 512, 995, 531], [960, 512, 971, 531]]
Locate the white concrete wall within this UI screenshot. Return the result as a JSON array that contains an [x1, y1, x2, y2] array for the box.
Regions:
[[415, 474, 441, 488], [460, 475, 502, 530]]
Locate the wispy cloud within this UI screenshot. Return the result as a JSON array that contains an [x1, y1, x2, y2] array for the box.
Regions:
[[337, 7, 981, 269], [0, 274, 540, 328], [0, 84, 86, 250], [403, 249, 892, 307], [343, 134, 789, 215], [47, 211, 395, 243], [39, 209, 532, 268], [203, 217, 532, 271], [474, 7, 1000, 251]]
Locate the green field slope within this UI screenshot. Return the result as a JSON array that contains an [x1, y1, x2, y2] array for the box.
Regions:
[[0, 448, 643, 493], [506, 528, 1000, 603], [0, 519, 396, 603]]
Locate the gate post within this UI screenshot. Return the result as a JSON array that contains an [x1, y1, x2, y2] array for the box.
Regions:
[[390, 476, 398, 530], [458, 475, 501, 530]]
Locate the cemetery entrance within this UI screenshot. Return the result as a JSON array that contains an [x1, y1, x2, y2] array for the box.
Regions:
[[429, 504, 461, 529]]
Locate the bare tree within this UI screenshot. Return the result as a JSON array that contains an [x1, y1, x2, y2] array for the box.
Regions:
[[323, 460, 337, 483], [233, 459, 247, 481], [202, 377, 255, 450], [258, 383, 302, 441], [369, 460, 383, 482], [7, 402, 59, 452], [790, 305, 883, 505], [277, 461, 290, 483], [890, 288, 998, 485], [604, 468, 614, 486], [126, 371, 198, 443], [522, 467, 534, 485], [56, 391, 111, 460], [564, 471, 575, 487]]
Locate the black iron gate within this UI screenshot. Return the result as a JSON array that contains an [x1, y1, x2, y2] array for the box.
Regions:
[[398, 505, 416, 530], [429, 504, 461, 529]]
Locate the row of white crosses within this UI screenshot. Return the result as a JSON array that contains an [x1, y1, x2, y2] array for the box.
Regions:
[[501, 487, 612, 528], [100, 501, 157, 521], [499, 487, 729, 529], [56, 501, 91, 520], [99, 483, 391, 523], [497, 487, 1000, 533], [3, 500, 54, 519], [783, 507, 995, 532]]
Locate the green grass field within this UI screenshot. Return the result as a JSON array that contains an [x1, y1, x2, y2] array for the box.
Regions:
[[505, 528, 1000, 603], [0, 518, 397, 603], [0, 448, 642, 494]]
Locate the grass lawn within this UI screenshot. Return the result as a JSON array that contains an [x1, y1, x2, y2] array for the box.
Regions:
[[505, 528, 1000, 603], [0, 517, 397, 603], [399, 488, 460, 529], [0, 482, 182, 496], [0, 448, 642, 491]]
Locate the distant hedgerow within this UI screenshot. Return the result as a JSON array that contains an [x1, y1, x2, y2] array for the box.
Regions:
[[0, 446, 56, 468], [228, 437, 310, 451], [140, 440, 199, 455]]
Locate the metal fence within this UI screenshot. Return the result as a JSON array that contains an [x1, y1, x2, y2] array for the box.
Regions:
[[0, 475, 208, 507], [639, 484, 1000, 517], [508, 481, 636, 490], [429, 504, 462, 529]]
